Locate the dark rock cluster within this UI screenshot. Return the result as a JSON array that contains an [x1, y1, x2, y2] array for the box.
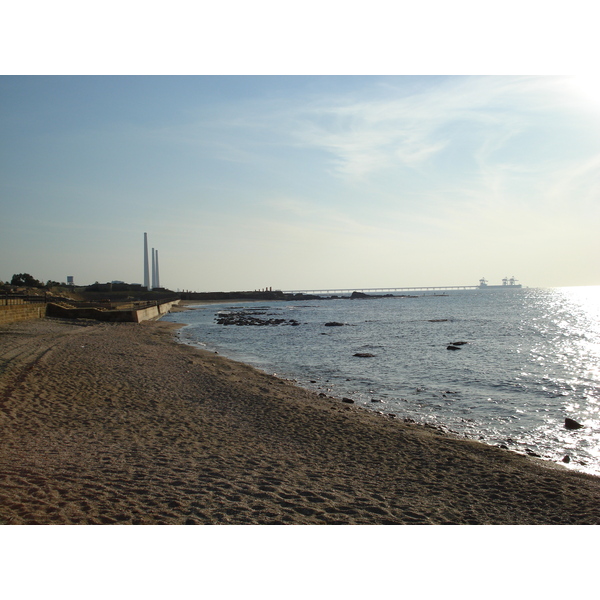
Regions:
[[447, 341, 468, 350], [215, 311, 300, 326]]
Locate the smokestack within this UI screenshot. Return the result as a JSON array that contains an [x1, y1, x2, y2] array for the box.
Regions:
[[155, 250, 160, 289], [151, 247, 156, 290], [143, 233, 150, 289]]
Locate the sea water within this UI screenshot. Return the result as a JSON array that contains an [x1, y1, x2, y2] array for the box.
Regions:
[[162, 287, 600, 476]]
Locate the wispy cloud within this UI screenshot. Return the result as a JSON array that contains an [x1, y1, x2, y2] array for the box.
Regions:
[[280, 77, 529, 179], [269, 76, 580, 188]]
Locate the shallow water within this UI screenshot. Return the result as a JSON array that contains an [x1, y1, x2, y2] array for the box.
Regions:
[[163, 287, 600, 475]]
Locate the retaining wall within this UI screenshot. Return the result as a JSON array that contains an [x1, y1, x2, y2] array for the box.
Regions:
[[0, 300, 180, 325], [0, 304, 46, 325], [46, 300, 180, 323]]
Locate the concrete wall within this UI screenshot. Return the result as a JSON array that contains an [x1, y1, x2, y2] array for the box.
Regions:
[[133, 300, 179, 322], [46, 300, 180, 323], [0, 300, 180, 325], [0, 304, 46, 325], [132, 305, 160, 323]]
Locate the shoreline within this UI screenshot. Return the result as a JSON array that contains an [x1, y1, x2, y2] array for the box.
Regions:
[[1, 317, 599, 524], [172, 301, 596, 477]]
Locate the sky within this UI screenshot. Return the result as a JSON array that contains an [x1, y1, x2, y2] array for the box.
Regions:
[[1, 74, 600, 291]]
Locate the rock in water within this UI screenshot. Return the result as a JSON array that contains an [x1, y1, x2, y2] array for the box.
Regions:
[[353, 352, 375, 358], [447, 345, 461, 351], [564, 418, 584, 430]]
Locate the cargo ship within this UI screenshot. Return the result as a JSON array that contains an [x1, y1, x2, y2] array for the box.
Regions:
[[479, 277, 522, 289]]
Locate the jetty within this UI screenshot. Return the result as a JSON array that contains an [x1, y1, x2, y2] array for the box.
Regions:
[[283, 285, 477, 296], [284, 277, 522, 296]]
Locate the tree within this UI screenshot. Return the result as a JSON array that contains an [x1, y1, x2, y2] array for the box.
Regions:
[[10, 273, 44, 288]]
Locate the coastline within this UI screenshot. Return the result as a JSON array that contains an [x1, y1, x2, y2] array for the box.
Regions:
[[1, 317, 599, 524]]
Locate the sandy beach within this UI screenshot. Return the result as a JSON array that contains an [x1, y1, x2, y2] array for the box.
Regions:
[[1, 316, 599, 525]]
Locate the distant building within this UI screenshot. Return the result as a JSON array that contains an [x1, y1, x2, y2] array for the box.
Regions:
[[67, 276, 74, 286]]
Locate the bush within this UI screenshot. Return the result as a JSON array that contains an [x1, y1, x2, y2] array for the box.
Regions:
[[10, 273, 44, 288]]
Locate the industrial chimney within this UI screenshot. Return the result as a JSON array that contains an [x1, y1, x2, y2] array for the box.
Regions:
[[151, 247, 156, 290], [155, 249, 160, 289], [143, 233, 150, 290]]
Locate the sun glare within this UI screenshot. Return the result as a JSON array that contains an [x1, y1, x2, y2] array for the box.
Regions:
[[567, 75, 600, 107]]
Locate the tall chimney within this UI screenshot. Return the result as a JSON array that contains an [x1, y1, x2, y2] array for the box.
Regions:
[[151, 247, 156, 290], [155, 250, 160, 289], [143, 233, 150, 289]]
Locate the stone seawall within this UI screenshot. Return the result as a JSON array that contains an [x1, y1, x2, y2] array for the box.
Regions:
[[46, 300, 179, 323], [131, 300, 179, 323], [0, 300, 180, 325], [0, 304, 46, 325]]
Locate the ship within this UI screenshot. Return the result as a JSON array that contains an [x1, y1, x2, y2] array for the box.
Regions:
[[479, 277, 522, 289]]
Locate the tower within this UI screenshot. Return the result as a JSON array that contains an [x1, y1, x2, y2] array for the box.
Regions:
[[151, 247, 156, 290], [143, 233, 150, 290], [155, 249, 160, 289]]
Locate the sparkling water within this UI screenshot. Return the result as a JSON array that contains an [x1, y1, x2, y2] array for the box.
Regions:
[[162, 287, 600, 475]]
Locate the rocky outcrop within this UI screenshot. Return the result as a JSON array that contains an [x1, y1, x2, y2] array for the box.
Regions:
[[215, 311, 299, 326], [564, 418, 584, 430]]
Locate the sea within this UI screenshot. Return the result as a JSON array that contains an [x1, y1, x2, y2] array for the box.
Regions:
[[162, 286, 600, 476]]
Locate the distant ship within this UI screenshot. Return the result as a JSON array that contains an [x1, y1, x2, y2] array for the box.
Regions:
[[479, 277, 522, 289]]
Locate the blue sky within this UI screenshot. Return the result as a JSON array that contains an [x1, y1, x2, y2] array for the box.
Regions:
[[2, 75, 600, 291]]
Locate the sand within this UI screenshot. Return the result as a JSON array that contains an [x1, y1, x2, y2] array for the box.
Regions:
[[1, 316, 599, 525]]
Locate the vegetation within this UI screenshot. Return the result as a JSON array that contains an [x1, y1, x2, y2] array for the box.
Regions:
[[10, 273, 44, 288]]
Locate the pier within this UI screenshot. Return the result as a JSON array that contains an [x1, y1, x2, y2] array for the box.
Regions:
[[283, 285, 479, 296]]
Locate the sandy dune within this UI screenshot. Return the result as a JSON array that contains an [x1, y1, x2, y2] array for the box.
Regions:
[[1, 317, 598, 524]]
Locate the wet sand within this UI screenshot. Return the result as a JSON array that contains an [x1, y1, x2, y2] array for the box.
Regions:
[[1, 317, 599, 524]]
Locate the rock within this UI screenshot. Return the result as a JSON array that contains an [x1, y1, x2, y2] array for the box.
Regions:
[[342, 397, 354, 404], [562, 455, 571, 463], [353, 352, 375, 358], [350, 291, 370, 299], [564, 418, 584, 430], [216, 310, 300, 327], [324, 322, 345, 327], [370, 398, 383, 403], [525, 448, 541, 457], [446, 345, 461, 350], [451, 341, 468, 345]]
